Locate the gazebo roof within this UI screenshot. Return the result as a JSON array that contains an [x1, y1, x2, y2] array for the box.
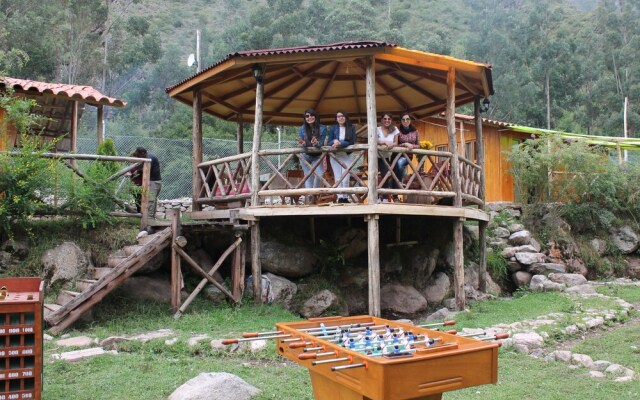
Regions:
[[166, 40, 493, 126]]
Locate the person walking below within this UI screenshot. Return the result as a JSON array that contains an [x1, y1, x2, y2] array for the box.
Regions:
[[328, 110, 357, 203], [131, 147, 162, 218]]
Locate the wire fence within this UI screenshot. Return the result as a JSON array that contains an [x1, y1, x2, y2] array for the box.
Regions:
[[77, 135, 298, 200]]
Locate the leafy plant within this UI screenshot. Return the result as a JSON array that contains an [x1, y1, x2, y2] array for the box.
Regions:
[[486, 250, 509, 284]]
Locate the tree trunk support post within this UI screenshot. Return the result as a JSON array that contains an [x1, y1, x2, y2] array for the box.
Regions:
[[140, 161, 150, 230], [236, 113, 244, 155], [192, 89, 203, 212], [169, 208, 182, 313], [251, 63, 265, 207], [231, 230, 246, 301], [96, 105, 104, 144], [250, 219, 262, 304], [365, 56, 378, 204], [70, 101, 79, 168], [365, 214, 380, 317], [446, 67, 465, 310], [475, 97, 488, 293]]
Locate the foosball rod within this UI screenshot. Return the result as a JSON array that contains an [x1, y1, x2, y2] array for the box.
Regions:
[[221, 333, 291, 345], [331, 362, 367, 371], [240, 321, 377, 339], [416, 320, 456, 328]]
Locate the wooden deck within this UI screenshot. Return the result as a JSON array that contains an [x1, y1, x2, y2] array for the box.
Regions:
[[191, 202, 489, 222]]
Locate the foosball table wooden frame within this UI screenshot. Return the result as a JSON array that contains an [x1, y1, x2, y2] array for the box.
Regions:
[[272, 315, 500, 400]]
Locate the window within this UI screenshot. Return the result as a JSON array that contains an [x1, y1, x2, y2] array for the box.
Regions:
[[465, 141, 477, 162], [435, 144, 448, 164]]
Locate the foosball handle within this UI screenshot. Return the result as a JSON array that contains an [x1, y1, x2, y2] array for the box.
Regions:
[[242, 333, 259, 338], [298, 352, 317, 360], [443, 320, 456, 326], [289, 342, 308, 349], [444, 329, 457, 335], [494, 333, 510, 339], [221, 339, 239, 345]]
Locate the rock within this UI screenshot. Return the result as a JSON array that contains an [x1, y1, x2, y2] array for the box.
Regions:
[[592, 360, 611, 371], [264, 273, 297, 309], [527, 263, 566, 275], [590, 239, 608, 256], [99, 336, 129, 350], [571, 353, 594, 369], [566, 284, 597, 295], [514, 252, 546, 266], [552, 350, 572, 363], [380, 283, 428, 316], [42, 242, 92, 287], [188, 335, 210, 347], [0, 239, 29, 259], [508, 230, 532, 246], [502, 245, 538, 258], [422, 272, 450, 304], [547, 273, 587, 287], [167, 372, 260, 400], [299, 289, 339, 318], [411, 248, 439, 291], [529, 275, 564, 292], [51, 347, 117, 362], [118, 275, 184, 304], [508, 223, 525, 233], [493, 227, 511, 238], [512, 332, 544, 349], [334, 227, 368, 259], [261, 241, 317, 278], [204, 283, 231, 304], [129, 329, 175, 342], [609, 226, 639, 254], [424, 307, 456, 322], [55, 336, 96, 348], [588, 371, 605, 378], [512, 271, 532, 288]]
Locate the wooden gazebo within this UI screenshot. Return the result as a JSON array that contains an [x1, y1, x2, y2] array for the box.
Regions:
[[166, 40, 494, 315]]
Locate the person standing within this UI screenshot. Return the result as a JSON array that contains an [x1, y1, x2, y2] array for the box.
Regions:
[[131, 147, 162, 218], [328, 110, 357, 203], [297, 108, 327, 204], [377, 113, 399, 201], [396, 112, 420, 187]]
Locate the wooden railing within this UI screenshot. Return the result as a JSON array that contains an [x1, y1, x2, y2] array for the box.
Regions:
[[196, 146, 483, 207]]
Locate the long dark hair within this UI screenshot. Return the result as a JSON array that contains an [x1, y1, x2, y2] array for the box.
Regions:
[[303, 108, 321, 139], [336, 109, 353, 129], [399, 112, 417, 134]]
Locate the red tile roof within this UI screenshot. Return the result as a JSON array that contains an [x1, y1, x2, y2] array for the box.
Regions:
[[1, 77, 126, 107]]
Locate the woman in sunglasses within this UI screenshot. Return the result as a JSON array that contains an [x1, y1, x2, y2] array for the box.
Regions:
[[328, 110, 357, 203], [377, 112, 399, 201], [395, 112, 420, 188], [298, 109, 327, 203]]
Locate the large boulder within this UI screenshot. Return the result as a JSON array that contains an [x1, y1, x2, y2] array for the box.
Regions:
[[299, 289, 340, 318], [264, 273, 297, 309], [422, 272, 451, 305], [167, 372, 260, 400], [334, 227, 368, 259], [609, 226, 640, 254], [42, 242, 92, 287], [118, 275, 186, 303], [381, 283, 427, 317], [508, 230, 532, 246], [260, 241, 317, 278], [547, 273, 587, 287]]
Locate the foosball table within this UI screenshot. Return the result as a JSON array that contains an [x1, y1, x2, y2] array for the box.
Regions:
[[223, 315, 507, 400]]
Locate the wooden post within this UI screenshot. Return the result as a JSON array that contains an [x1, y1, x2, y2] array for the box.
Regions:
[[169, 209, 182, 313], [446, 67, 465, 310], [365, 56, 378, 204], [237, 113, 244, 154], [250, 220, 262, 304], [140, 161, 150, 229], [475, 97, 488, 293], [231, 230, 245, 301], [192, 89, 203, 212], [251, 64, 265, 207], [96, 105, 104, 144], [366, 215, 380, 316], [70, 101, 78, 167]]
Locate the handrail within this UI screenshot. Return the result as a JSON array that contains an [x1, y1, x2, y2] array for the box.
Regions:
[[196, 146, 484, 207]]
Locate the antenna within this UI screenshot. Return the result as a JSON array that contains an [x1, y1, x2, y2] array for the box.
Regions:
[[187, 54, 196, 67]]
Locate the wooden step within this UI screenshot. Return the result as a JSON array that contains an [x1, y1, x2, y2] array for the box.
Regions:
[[76, 279, 97, 292], [87, 268, 113, 280], [137, 233, 160, 245], [122, 245, 143, 256], [56, 290, 81, 306]]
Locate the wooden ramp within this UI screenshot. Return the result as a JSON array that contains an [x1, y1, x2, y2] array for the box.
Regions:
[[44, 227, 172, 335]]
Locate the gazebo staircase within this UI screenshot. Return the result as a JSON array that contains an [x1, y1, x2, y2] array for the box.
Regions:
[[44, 227, 172, 335]]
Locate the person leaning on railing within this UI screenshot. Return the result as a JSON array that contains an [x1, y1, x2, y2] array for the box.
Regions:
[[297, 108, 327, 204], [376, 112, 399, 202], [328, 110, 357, 204], [396, 112, 420, 187], [131, 146, 162, 218]]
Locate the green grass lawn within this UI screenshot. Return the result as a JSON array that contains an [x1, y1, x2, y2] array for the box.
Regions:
[[43, 287, 640, 400]]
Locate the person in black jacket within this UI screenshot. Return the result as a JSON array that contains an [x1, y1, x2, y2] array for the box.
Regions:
[[131, 147, 162, 218], [327, 110, 357, 203]]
